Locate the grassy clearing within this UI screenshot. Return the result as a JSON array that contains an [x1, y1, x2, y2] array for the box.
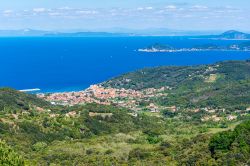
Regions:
[[207, 121, 242, 134], [205, 74, 218, 83]]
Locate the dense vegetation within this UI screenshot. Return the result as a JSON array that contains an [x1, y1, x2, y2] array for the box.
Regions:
[[0, 140, 25, 166], [209, 120, 250, 165], [0, 60, 249, 165], [0, 88, 51, 112], [103, 60, 250, 110], [103, 60, 250, 90]]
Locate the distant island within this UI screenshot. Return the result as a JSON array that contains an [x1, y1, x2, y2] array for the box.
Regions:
[[44, 32, 134, 37], [193, 30, 250, 40], [137, 30, 250, 53], [44, 30, 250, 38], [0, 29, 249, 38], [218, 30, 250, 40], [138, 42, 250, 53], [0, 29, 134, 37]]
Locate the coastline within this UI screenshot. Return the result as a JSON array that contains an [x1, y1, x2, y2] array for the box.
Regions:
[[137, 48, 250, 53], [19, 88, 41, 92], [31, 85, 92, 94], [189, 38, 250, 41]]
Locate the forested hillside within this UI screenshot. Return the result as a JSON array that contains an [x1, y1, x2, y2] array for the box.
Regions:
[[0, 88, 51, 112], [0, 60, 249, 165], [103, 60, 250, 110]]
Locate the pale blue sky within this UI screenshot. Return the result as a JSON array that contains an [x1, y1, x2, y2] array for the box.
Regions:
[[0, 0, 249, 31]]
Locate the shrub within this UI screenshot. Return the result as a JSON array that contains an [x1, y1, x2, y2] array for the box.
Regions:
[[0, 140, 25, 166], [32, 142, 48, 151]]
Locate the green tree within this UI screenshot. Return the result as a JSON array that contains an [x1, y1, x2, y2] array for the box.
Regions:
[[0, 140, 25, 166]]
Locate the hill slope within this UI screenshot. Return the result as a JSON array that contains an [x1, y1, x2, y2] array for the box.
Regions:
[[102, 60, 250, 110], [0, 88, 51, 111], [102, 60, 250, 90], [0, 60, 249, 165]]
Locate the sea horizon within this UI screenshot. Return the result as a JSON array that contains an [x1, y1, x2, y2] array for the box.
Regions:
[[1, 37, 250, 93]]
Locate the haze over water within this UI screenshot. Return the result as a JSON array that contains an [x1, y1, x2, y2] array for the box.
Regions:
[[1, 37, 250, 92]]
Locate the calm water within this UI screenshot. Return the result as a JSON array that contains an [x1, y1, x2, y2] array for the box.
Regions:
[[0, 37, 250, 92]]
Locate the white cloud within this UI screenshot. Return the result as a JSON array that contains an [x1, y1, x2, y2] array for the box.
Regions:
[[3, 10, 13, 14], [145, 7, 153, 10], [137, 7, 144, 11], [58, 6, 72, 10], [33, 8, 46, 12], [2, 10, 14, 17], [192, 5, 208, 9], [156, 10, 165, 14], [76, 10, 98, 14], [49, 12, 61, 16], [136, 6, 154, 11], [1, 4, 248, 30], [165, 5, 177, 9]]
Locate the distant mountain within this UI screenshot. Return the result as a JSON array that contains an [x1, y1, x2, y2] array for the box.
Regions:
[[194, 30, 250, 40], [105, 28, 220, 36], [44, 32, 133, 37], [219, 30, 250, 39], [0, 29, 249, 38], [0, 29, 51, 37], [0, 29, 134, 37], [44, 30, 220, 37]]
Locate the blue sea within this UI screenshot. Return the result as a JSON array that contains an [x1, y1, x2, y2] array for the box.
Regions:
[[0, 37, 250, 93]]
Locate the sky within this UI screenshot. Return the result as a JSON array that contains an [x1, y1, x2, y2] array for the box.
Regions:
[[0, 0, 249, 32]]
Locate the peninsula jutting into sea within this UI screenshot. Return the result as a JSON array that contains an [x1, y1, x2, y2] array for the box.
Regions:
[[138, 42, 250, 52]]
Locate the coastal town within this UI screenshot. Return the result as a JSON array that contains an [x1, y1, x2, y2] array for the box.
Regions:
[[37, 84, 249, 122], [37, 84, 170, 112]]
